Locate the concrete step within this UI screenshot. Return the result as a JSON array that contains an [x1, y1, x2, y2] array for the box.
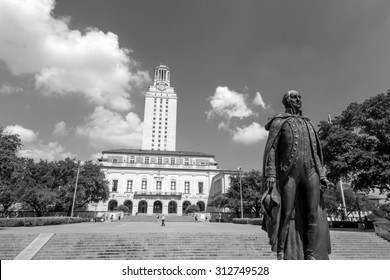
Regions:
[[0, 234, 39, 260], [27, 231, 390, 260]]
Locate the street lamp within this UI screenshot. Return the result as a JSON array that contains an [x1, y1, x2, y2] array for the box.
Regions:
[[237, 166, 243, 219], [71, 160, 83, 218]]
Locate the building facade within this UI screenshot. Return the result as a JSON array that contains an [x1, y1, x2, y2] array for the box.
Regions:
[[97, 149, 221, 215], [94, 64, 234, 215]]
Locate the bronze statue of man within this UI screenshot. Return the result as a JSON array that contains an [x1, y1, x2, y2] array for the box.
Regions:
[[261, 90, 331, 260]]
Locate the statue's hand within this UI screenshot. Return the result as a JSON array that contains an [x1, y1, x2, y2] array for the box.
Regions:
[[266, 177, 276, 189], [320, 178, 335, 190]]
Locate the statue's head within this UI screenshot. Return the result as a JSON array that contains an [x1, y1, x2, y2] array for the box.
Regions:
[[282, 90, 302, 112]]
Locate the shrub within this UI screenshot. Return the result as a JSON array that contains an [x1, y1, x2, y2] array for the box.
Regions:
[[0, 217, 88, 227], [232, 218, 251, 224]]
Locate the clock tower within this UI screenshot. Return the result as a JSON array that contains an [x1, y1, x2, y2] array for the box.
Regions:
[[142, 65, 177, 151]]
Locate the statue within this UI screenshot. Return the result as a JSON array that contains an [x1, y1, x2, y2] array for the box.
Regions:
[[261, 90, 332, 260]]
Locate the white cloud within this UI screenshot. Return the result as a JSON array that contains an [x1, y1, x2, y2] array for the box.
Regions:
[[4, 125, 75, 161], [0, 0, 150, 111], [231, 122, 268, 144], [253, 92, 269, 109], [207, 86, 254, 120], [76, 106, 143, 150], [4, 125, 39, 143], [0, 84, 23, 95], [52, 121, 69, 137]]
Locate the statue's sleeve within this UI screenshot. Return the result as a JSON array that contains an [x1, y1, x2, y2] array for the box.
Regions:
[[264, 120, 282, 178]]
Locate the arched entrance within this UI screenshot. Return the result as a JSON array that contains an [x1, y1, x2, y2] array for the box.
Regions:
[[108, 200, 118, 211], [138, 200, 148, 214], [197, 201, 205, 212], [168, 201, 177, 214], [153, 201, 163, 214], [182, 201, 191, 212], [124, 200, 133, 214]]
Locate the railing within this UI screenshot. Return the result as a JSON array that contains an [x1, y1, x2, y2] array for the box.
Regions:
[[133, 191, 182, 200]]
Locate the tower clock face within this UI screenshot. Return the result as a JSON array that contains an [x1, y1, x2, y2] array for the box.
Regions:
[[158, 84, 166, 91]]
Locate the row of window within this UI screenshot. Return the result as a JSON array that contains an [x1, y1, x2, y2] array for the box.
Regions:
[[111, 157, 208, 166], [111, 180, 204, 194]]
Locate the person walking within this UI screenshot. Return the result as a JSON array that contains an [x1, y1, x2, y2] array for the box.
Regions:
[[155, 214, 160, 224], [161, 214, 165, 226]]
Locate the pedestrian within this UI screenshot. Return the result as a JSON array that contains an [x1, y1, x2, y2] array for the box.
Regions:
[[218, 212, 222, 223], [110, 214, 114, 222], [195, 214, 198, 222], [161, 214, 165, 226], [155, 214, 160, 223]]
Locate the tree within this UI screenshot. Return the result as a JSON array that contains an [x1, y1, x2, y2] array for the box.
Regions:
[[184, 204, 200, 214], [322, 185, 377, 219], [53, 158, 110, 216], [0, 127, 23, 214], [118, 205, 130, 212], [17, 159, 59, 217], [318, 90, 390, 194], [226, 170, 265, 218]]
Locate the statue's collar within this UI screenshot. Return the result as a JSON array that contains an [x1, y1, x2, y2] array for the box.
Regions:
[[285, 108, 302, 116]]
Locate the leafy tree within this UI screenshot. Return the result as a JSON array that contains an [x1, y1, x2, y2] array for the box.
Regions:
[[0, 127, 23, 214], [17, 159, 59, 217], [118, 205, 130, 212], [226, 170, 265, 218], [53, 158, 110, 216], [322, 185, 376, 219], [207, 194, 230, 209], [318, 90, 390, 194], [184, 204, 200, 214]]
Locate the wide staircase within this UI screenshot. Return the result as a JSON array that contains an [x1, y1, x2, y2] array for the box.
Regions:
[[1, 229, 389, 260]]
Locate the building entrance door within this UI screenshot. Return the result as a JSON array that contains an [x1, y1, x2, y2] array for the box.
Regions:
[[153, 201, 162, 214], [138, 200, 148, 214]]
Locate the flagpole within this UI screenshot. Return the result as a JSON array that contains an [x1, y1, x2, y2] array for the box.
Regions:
[[339, 178, 347, 218]]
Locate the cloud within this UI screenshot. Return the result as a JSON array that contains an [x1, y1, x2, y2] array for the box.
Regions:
[[4, 125, 75, 161], [4, 125, 39, 143], [253, 92, 269, 109], [76, 106, 143, 150], [0, 84, 23, 95], [207, 86, 254, 120], [231, 122, 268, 144], [52, 121, 69, 137], [0, 0, 150, 111]]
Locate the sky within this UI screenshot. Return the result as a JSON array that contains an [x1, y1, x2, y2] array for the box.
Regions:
[[1, 0, 390, 171]]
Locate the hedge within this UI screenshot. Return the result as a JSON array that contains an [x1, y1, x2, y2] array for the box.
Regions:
[[0, 216, 89, 227], [232, 218, 263, 225]]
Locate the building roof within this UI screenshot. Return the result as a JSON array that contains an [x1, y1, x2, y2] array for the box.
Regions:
[[102, 149, 215, 158]]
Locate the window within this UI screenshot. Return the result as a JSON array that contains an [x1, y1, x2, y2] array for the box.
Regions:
[[170, 157, 175, 165], [198, 182, 204, 194], [158, 157, 162, 164], [184, 158, 189, 165], [126, 180, 133, 192], [184, 182, 190, 194], [112, 158, 118, 163], [141, 180, 147, 192], [112, 180, 118, 192], [145, 157, 149, 164], [171, 180, 176, 192], [156, 181, 162, 193]]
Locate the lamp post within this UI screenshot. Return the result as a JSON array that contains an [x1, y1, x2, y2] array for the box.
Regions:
[[237, 166, 243, 219], [71, 160, 82, 218]]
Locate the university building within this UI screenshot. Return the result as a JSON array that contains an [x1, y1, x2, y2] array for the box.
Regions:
[[95, 65, 233, 215]]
